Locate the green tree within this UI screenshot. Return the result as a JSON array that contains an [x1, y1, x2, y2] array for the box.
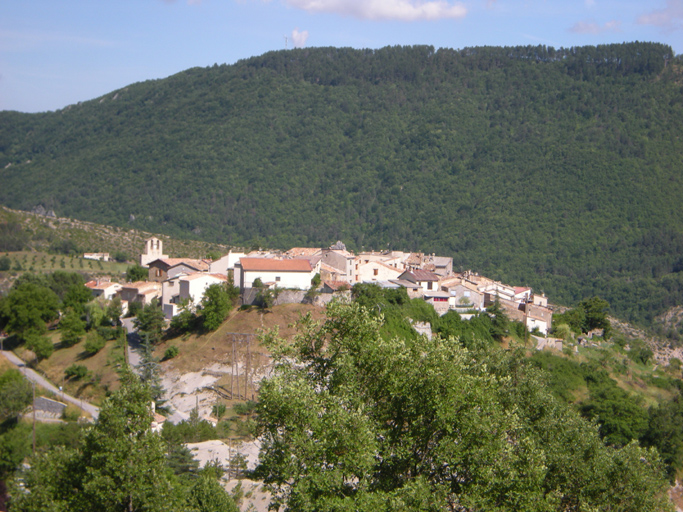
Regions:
[[62, 283, 93, 314], [126, 264, 148, 282], [64, 364, 89, 381], [255, 287, 277, 312], [641, 396, 683, 482], [106, 296, 123, 326], [59, 309, 86, 347], [0, 254, 11, 271], [186, 474, 239, 512], [136, 334, 164, 404], [200, 283, 236, 331], [111, 251, 129, 263], [0, 369, 32, 420], [486, 296, 509, 341], [579, 296, 611, 337], [170, 298, 197, 333], [24, 332, 54, 360], [83, 330, 106, 355], [580, 386, 649, 447], [255, 302, 673, 512], [10, 370, 180, 512], [134, 299, 165, 345], [0, 282, 59, 340]]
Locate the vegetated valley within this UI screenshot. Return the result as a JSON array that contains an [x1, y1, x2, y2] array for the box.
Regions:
[[1, 42, 683, 337]]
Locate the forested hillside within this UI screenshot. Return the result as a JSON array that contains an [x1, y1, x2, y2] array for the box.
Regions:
[[1, 42, 682, 332]]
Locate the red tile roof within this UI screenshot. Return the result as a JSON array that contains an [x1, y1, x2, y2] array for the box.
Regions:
[[240, 258, 312, 272], [404, 269, 440, 281]]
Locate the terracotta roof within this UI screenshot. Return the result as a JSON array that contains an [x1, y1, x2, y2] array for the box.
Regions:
[[320, 263, 342, 273], [86, 281, 121, 291], [405, 253, 423, 265], [323, 280, 349, 291], [403, 269, 440, 282], [514, 287, 531, 294], [240, 258, 312, 272], [181, 273, 227, 282], [285, 247, 322, 257], [122, 281, 159, 292]]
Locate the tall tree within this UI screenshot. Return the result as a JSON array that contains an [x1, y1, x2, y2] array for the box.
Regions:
[[255, 302, 673, 512], [134, 299, 165, 345], [200, 283, 237, 331], [0, 282, 59, 340], [10, 370, 179, 512]]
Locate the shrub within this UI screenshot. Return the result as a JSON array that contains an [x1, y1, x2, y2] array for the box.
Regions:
[[64, 364, 89, 381], [212, 402, 227, 420], [0, 255, 11, 271], [25, 332, 54, 360], [84, 331, 107, 355], [111, 251, 129, 263], [61, 404, 81, 422], [163, 345, 179, 360], [233, 401, 257, 416]]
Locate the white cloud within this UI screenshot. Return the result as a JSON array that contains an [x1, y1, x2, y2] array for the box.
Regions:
[[569, 19, 621, 34], [637, 0, 683, 30], [291, 28, 309, 47], [284, 0, 467, 21]]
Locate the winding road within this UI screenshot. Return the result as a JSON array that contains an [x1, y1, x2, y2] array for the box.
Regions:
[[0, 349, 100, 420]]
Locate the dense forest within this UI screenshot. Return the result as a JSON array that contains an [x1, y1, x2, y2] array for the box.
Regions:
[[1, 42, 682, 333]]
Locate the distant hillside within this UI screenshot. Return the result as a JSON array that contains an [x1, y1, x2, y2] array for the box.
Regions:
[[1, 42, 683, 334], [0, 206, 229, 265]]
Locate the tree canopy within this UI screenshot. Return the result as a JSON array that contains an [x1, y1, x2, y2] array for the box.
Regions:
[[255, 301, 673, 511], [9, 369, 238, 512]]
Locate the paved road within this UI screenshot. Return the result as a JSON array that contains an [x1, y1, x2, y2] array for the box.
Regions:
[[0, 350, 100, 420], [121, 317, 187, 425], [121, 317, 142, 371]]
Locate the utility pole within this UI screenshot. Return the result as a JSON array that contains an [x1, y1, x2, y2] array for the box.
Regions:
[[32, 381, 36, 455], [231, 334, 235, 399]]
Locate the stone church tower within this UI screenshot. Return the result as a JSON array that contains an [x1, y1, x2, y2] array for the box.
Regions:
[[140, 237, 168, 267]]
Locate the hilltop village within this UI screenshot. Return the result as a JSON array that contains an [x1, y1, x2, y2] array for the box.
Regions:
[[86, 237, 554, 336]]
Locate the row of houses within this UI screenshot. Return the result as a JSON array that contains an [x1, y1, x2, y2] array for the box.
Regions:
[[86, 237, 553, 334]]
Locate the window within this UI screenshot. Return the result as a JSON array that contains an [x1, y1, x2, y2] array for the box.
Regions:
[[373, 268, 379, 276], [275, 276, 281, 282], [427, 282, 433, 290]]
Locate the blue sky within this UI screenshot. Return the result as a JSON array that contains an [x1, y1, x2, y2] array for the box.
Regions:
[[1, 0, 681, 113]]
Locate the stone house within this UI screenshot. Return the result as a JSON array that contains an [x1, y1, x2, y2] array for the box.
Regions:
[[147, 258, 210, 282]]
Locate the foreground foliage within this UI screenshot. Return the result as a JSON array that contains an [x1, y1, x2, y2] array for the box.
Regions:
[[255, 301, 673, 511], [9, 370, 237, 512]]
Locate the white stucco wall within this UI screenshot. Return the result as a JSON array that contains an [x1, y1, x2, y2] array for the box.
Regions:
[[356, 262, 401, 283], [243, 270, 314, 290]]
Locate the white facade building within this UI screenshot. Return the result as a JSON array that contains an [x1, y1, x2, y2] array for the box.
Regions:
[[235, 258, 314, 291]]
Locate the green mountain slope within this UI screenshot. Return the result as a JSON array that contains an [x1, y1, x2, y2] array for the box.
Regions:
[[1, 43, 682, 332]]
